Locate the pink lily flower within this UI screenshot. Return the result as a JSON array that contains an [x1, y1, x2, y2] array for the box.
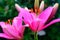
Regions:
[[15, 3, 60, 32], [0, 17, 25, 40]]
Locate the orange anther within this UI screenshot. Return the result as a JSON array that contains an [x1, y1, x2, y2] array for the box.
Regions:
[[37, 8, 41, 14], [35, 9, 37, 13], [8, 19, 10, 23]]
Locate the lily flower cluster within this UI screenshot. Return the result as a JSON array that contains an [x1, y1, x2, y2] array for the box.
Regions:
[[0, 0, 60, 40]]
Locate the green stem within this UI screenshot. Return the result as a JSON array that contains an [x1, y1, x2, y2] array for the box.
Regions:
[[34, 32, 38, 40]]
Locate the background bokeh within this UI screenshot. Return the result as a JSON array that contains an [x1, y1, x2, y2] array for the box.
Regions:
[[0, 0, 60, 40]]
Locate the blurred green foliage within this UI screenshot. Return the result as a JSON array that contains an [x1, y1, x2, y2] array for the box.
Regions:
[[0, 0, 15, 21], [0, 0, 60, 40]]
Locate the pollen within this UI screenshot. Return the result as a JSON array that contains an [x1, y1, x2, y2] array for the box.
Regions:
[[5, 19, 12, 24], [8, 19, 11, 23]]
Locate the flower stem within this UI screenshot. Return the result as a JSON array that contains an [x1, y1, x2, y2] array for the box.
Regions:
[[34, 32, 38, 40]]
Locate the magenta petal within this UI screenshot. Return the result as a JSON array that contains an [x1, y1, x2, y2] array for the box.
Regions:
[[15, 4, 29, 13], [5, 24, 21, 38], [0, 33, 14, 39], [0, 22, 12, 37], [15, 4, 22, 12], [29, 18, 43, 32], [48, 3, 59, 20], [12, 17, 25, 34], [30, 13, 37, 19], [18, 11, 34, 24], [0, 22, 21, 38], [38, 7, 53, 24], [30, 20, 40, 32], [0, 22, 7, 28], [40, 18, 60, 30], [12, 17, 22, 31], [18, 7, 29, 17]]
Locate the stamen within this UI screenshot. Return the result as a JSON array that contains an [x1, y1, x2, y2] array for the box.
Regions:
[[37, 8, 41, 14], [5, 19, 11, 24], [34, 0, 39, 9], [30, 0, 41, 14], [34, 0, 41, 14], [35, 9, 37, 13], [8, 19, 10, 23]]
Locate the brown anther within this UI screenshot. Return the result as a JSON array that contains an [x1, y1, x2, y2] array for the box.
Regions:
[[37, 8, 41, 14], [35, 8, 37, 13], [8, 19, 10, 23], [5, 19, 13, 24]]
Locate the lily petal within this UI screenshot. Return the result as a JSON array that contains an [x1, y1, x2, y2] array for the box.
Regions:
[[15, 4, 21, 12], [0, 22, 12, 37], [38, 7, 53, 24], [39, 1, 44, 12], [6, 24, 21, 38], [12, 17, 22, 31], [0, 22, 21, 39], [0, 33, 14, 39], [53, 3, 59, 15], [12, 17, 25, 34], [40, 18, 60, 30], [19, 12, 34, 24], [48, 3, 59, 20], [30, 20, 40, 32], [15, 4, 33, 24], [15, 4, 29, 13], [29, 18, 43, 32]]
